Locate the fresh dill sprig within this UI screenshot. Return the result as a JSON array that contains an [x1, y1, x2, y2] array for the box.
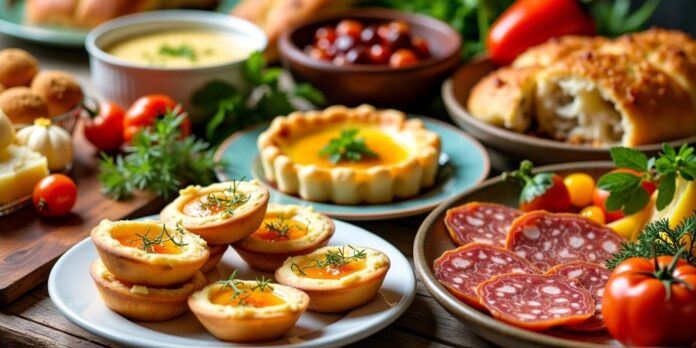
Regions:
[[606, 214, 696, 269], [291, 245, 367, 276], [264, 214, 311, 241], [216, 271, 275, 306], [130, 223, 188, 253], [199, 179, 250, 216]]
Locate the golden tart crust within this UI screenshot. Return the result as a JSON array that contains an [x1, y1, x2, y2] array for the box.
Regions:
[[200, 244, 228, 273], [188, 279, 309, 342], [91, 219, 209, 287], [257, 105, 441, 204], [90, 259, 207, 322], [274, 245, 390, 313], [232, 204, 335, 271], [160, 180, 270, 244]]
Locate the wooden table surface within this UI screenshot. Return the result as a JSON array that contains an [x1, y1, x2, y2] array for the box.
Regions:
[[0, 34, 497, 348]]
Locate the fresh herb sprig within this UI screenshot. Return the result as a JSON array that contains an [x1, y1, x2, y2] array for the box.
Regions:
[[131, 223, 188, 253], [199, 180, 249, 216], [291, 246, 367, 276], [597, 144, 696, 215], [192, 52, 324, 144], [607, 215, 696, 269], [216, 270, 275, 306], [319, 129, 378, 164], [98, 112, 221, 200], [158, 43, 198, 62]]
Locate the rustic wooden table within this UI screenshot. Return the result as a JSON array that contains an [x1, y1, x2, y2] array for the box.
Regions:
[[0, 34, 496, 348]]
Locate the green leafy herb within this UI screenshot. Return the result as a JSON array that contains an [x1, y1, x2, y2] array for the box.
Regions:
[[597, 144, 696, 214], [98, 112, 221, 200], [318, 129, 378, 164], [198, 180, 249, 216], [158, 43, 198, 61], [502, 160, 554, 205], [216, 270, 275, 306], [585, 0, 660, 37], [607, 214, 696, 269], [291, 246, 367, 276], [192, 52, 324, 143], [131, 223, 188, 253]]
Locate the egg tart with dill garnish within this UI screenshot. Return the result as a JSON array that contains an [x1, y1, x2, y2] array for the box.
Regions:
[[257, 105, 441, 204], [90, 259, 206, 322], [188, 270, 309, 342], [91, 219, 209, 287], [160, 180, 269, 244], [232, 204, 334, 271], [275, 245, 390, 313]]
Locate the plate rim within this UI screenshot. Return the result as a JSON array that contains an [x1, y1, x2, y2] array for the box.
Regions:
[[213, 117, 490, 220], [413, 161, 617, 348], [49, 218, 416, 348]]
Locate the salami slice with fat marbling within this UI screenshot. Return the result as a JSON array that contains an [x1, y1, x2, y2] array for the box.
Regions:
[[476, 273, 595, 331], [445, 202, 523, 247], [434, 243, 539, 309], [547, 261, 611, 331], [506, 211, 623, 271]]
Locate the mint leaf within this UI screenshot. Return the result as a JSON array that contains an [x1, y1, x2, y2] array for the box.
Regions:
[[294, 83, 325, 105], [610, 147, 648, 172], [657, 172, 676, 210], [319, 129, 378, 164], [243, 52, 264, 85], [605, 184, 649, 215], [597, 172, 642, 192], [519, 173, 554, 204]]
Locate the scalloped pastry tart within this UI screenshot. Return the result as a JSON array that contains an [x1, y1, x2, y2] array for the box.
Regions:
[[232, 204, 335, 271], [160, 180, 270, 244], [188, 273, 309, 342], [275, 245, 390, 313], [257, 105, 441, 204], [90, 259, 206, 322], [200, 244, 228, 273], [91, 219, 209, 287]]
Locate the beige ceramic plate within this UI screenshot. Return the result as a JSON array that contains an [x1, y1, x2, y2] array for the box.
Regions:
[[414, 162, 621, 348], [442, 58, 696, 165]]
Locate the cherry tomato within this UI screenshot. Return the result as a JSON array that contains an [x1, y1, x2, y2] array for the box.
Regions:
[[411, 36, 430, 58], [32, 174, 77, 217], [123, 95, 190, 143], [603, 256, 696, 346], [487, 0, 595, 65], [83, 101, 125, 152], [368, 44, 391, 64], [389, 49, 418, 68], [579, 205, 605, 224], [520, 174, 572, 212], [336, 20, 363, 40], [315, 26, 336, 43], [563, 173, 595, 207]]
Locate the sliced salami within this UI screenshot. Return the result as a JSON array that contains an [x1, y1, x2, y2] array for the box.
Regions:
[[434, 243, 539, 309], [445, 202, 523, 247], [506, 211, 623, 271], [547, 261, 611, 331], [476, 273, 595, 331]]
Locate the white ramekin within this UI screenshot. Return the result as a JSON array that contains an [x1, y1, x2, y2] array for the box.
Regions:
[[85, 10, 267, 123]]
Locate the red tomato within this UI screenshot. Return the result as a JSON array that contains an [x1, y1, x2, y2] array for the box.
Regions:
[[520, 174, 572, 212], [123, 95, 190, 143], [487, 0, 595, 65], [389, 49, 418, 68], [336, 20, 363, 40], [83, 101, 125, 152], [33, 174, 77, 217], [368, 44, 391, 64], [603, 256, 696, 346], [593, 169, 655, 222]]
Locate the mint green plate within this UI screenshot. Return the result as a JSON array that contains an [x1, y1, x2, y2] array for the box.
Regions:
[[214, 118, 490, 220], [0, 0, 239, 47]]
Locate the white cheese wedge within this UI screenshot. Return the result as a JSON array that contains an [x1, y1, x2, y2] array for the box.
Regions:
[[0, 144, 48, 204]]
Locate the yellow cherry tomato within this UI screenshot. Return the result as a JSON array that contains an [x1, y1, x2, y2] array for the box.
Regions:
[[580, 205, 605, 225], [563, 173, 595, 207]]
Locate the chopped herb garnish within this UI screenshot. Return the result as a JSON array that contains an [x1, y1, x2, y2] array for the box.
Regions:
[[319, 129, 378, 164], [216, 270, 275, 306], [199, 179, 249, 216], [130, 223, 188, 253], [158, 43, 197, 62], [263, 214, 309, 241], [291, 245, 366, 276]]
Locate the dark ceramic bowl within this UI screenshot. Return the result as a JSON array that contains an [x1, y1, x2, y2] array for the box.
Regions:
[[278, 8, 462, 107], [414, 162, 620, 348], [442, 58, 696, 165]]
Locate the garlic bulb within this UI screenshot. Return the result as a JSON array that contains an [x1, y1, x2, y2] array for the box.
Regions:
[[0, 108, 15, 150], [16, 118, 73, 171]]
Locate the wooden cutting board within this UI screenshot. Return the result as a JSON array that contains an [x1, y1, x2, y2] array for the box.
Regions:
[[0, 128, 163, 305]]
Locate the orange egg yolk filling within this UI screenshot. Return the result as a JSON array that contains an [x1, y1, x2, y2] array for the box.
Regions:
[[210, 287, 286, 308], [250, 215, 308, 241], [295, 259, 366, 280], [115, 230, 183, 255], [182, 192, 244, 217]]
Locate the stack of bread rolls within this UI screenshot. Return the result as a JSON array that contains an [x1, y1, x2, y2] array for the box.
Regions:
[[467, 28, 696, 147]]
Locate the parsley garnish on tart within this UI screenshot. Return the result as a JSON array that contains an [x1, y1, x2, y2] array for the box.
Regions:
[[319, 128, 379, 164]]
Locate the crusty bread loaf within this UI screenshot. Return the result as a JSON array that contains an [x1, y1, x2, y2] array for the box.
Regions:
[[467, 29, 696, 147]]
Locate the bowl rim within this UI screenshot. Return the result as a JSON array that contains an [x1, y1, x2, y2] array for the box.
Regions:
[[413, 161, 616, 348], [278, 7, 463, 73], [441, 69, 696, 153], [85, 10, 268, 72]]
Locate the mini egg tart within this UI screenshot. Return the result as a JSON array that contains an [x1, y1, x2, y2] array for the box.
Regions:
[[231, 204, 335, 271], [188, 278, 309, 342], [160, 180, 270, 244], [200, 244, 228, 273], [90, 259, 207, 322], [257, 105, 441, 204], [274, 245, 390, 313], [91, 219, 209, 287]]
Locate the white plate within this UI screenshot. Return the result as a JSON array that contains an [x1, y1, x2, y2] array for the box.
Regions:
[[48, 217, 415, 348]]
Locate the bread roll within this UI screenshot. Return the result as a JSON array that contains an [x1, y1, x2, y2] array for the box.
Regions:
[[467, 66, 538, 133], [535, 52, 696, 146], [0, 49, 39, 88], [31, 71, 84, 117], [0, 87, 50, 125]]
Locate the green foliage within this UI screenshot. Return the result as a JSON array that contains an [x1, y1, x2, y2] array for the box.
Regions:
[[319, 128, 378, 164], [586, 0, 660, 37]]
